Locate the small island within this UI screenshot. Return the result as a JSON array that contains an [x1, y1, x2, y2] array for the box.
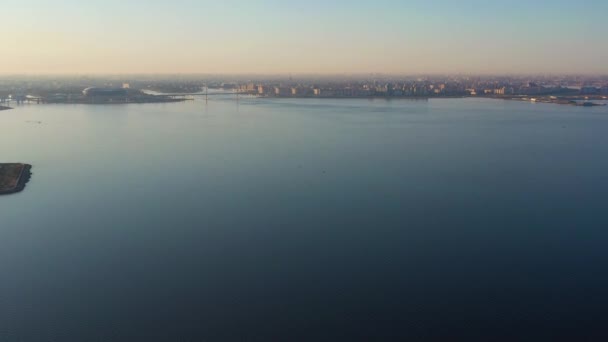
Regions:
[[0, 163, 32, 195]]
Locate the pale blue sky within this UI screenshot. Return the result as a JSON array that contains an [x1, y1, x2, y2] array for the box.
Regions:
[[2, 0, 606, 74]]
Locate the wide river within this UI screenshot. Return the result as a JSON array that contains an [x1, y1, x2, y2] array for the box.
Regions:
[[2, 97, 608, 341]]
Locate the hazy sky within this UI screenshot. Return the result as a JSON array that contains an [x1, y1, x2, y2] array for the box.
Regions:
[[1, 0, 606, 74]]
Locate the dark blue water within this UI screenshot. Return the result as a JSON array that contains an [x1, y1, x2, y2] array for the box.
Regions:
[[2, 98, 608, 341]]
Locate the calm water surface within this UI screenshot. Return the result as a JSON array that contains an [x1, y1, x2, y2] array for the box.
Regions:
[[2, 97, 608, 341]]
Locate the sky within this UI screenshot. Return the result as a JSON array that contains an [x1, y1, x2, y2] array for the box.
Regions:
[[1, 0, 607, 75]]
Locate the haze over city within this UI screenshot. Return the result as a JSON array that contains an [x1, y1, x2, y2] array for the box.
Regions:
[[2, 0, 607, 75]]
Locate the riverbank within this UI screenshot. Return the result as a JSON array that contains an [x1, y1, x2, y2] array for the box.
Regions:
[[241, 93, 607, 106], [42, 97, 188, 105], [0, 164, 32, 195], [497, 96, 607, 107]]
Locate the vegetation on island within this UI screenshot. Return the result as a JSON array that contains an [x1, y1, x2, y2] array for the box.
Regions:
[[0, 163, 31, 194]]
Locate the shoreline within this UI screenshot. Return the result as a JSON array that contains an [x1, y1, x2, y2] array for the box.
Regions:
[[41, 98, 187, 105], [246, 94, 607, 106], [496, 96, 607, 107], [6, 94, 607, 107]]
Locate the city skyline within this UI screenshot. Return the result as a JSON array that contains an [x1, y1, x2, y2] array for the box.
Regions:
[[2, 0, 607, 75]]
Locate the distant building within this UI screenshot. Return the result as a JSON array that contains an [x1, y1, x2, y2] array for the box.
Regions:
[[375, 84, 390, 94], [274, 87, 291, 97], [520, 84, 544, 95], [581, 86, 600, 95], [220, 83, 237, 90], [493, 88, 504, 95], [353, 88, 373, 97], [238, 84, 257, 93], [313, 88, 336, 97], [291, 87, 310, 96]]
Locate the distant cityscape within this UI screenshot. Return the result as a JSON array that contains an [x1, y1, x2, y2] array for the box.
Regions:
[[230, 75, 608, 99], [1, 74, 607, 106]]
